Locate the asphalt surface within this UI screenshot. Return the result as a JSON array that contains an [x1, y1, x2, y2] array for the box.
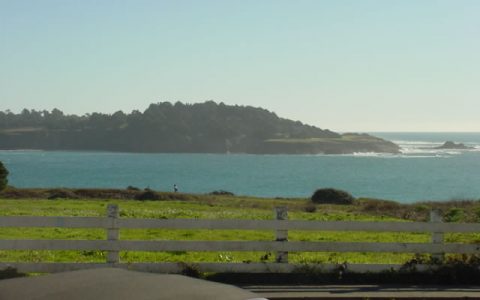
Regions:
[[245, 285, 480, 299], [0, 268, 266, 300], [3, 268, 480, 299]]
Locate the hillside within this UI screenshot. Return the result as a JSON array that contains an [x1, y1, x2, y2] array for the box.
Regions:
[[0, 101, 399, 154]]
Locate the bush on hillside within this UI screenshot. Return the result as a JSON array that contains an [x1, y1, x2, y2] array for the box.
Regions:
[[444, 208, 464, 222], [0, 161, 8, 191], [135, 190, 161, 201], [73, 188, 137, 199], [47, 189, 79, 199], [311, 188, 355, 205], [126, 185, 140, 191], [209, 190, 235, 196], [303, 202, 317, 213]]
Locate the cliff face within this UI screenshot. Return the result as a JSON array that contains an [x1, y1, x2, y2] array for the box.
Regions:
[[0, 102, 400, 154]]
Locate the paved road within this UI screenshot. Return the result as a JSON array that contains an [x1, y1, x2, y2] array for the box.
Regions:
[[3, 269, 480, 299], [244, 285, 480, 299], [0, 268, 265, 300]]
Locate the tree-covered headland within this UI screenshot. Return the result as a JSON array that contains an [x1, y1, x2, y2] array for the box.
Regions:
[[0, 101, 399, 154]]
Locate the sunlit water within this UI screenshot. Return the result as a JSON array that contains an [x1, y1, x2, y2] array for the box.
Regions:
[[1, 132, 480, 203]]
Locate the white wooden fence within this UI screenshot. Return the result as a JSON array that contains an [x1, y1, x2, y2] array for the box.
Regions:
[[1, 204, 480, 274]]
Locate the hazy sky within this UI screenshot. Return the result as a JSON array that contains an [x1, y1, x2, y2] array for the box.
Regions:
[[1, 0, 479, 132]]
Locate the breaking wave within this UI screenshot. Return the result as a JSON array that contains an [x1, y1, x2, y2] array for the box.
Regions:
[[344, 136, 480, 158]]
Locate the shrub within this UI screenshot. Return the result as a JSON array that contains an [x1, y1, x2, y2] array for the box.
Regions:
[[311, 188, 355, 205], [475, 208, 480, 222], [444, 208, 464, 222], [126, 185, 140, 191], [414, 204, 430, 213], [47, 189, 79, 199], [179, 263, 202, 278], [135, 190, 160, 201], [0, 161, 8, 191], [209, 190, 235, 196], [303, 202, 317, 213], [73, 188, 137, 199]]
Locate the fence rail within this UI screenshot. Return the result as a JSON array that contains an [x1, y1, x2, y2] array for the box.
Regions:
[[4, 216, 480, 233], [2, 239, 480, 253], [1, 205, 479, 274], [3, 216, 480, 232]]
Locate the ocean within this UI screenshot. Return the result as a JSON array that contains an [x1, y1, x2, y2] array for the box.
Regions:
[[1, 132, 479, 203]]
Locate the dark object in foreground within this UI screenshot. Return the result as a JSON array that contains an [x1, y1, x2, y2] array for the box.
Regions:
[[245, 284, 480, 299], [311, 188, 355, 205], [208, 264, 480, 286], [0, 268, 265, 300], [0, 267, 26, 280]]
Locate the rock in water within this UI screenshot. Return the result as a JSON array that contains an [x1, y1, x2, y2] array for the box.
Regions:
[[435, 141, 473, 150]]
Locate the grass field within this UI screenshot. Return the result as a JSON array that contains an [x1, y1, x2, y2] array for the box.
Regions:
[[1, 193, 480, 266]]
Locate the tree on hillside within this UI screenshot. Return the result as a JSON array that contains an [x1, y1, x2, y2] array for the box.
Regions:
[[0, 161, 8, 191]]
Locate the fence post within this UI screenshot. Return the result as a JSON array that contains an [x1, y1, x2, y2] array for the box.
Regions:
[[106, 204, 119, 264], [430, 209, 444, 263], [275, 206, 288, 263]]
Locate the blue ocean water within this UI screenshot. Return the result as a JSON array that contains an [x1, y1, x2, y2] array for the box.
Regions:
[[1, 132, 479, 203]]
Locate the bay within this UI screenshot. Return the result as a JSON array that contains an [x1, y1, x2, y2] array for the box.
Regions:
[[1, 132, 480, 203]]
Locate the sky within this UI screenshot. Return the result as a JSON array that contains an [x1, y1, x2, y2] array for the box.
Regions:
[[1, 0, 479, 132]]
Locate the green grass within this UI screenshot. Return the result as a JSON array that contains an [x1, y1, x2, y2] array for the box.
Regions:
[[1, 197, 479, 265]]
